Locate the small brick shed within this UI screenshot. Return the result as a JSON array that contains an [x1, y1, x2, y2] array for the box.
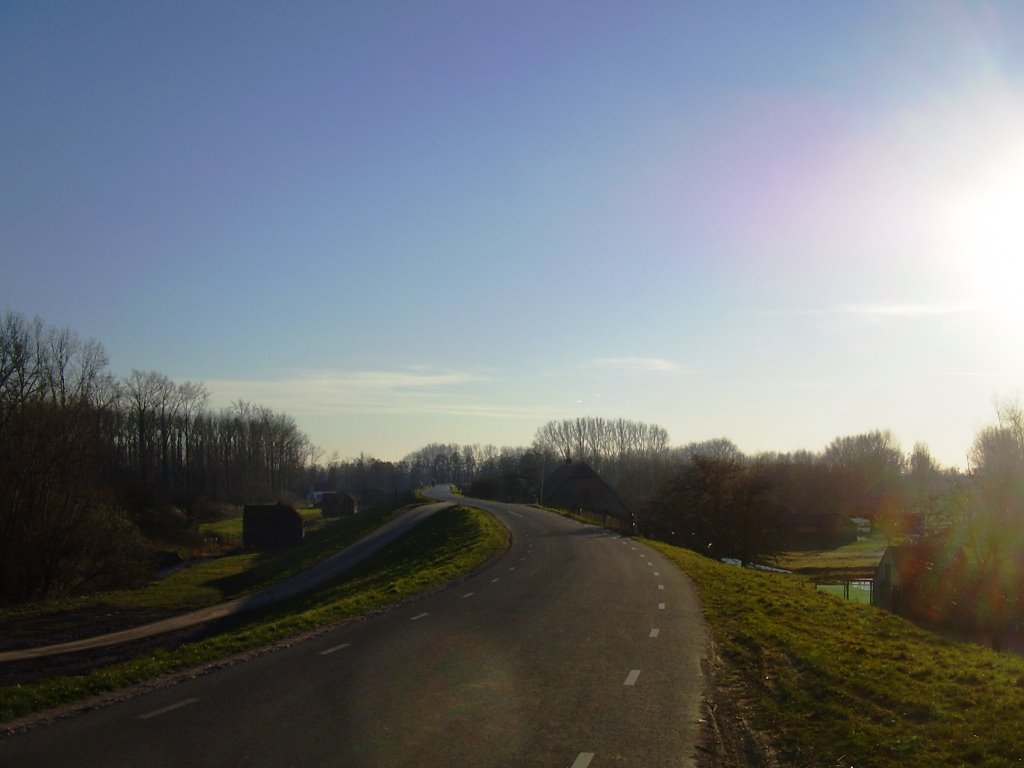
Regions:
[[319, 491, 358, 518], [242, 503, 304, 549]]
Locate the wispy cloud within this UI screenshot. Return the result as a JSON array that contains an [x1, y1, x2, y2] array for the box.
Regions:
[[206, 368, 469, 414], [581, 357, 685, 373], [203, 368, 556, 420], [834, 302, 984, 317], [765, 302, 985, 317]]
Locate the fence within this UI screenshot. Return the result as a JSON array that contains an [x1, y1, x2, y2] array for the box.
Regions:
[[815, 579, 874, 605]]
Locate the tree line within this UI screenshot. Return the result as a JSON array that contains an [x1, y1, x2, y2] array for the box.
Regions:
[[6, 311, 1021, 615], [0, 311, 315, 602]]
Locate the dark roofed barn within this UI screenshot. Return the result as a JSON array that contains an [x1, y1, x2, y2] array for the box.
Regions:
[[543, 461, 631, 530], [873, 536, 968, 623], [320, 491, 357, 518], [243, 503, 304, 549]]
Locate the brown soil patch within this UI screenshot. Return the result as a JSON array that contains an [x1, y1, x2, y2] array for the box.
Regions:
[[696, 642, 778, 768]]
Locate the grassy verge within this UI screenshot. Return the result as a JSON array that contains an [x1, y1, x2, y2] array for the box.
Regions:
[[649, 540, 1024, 768], [0, 505, 509, 723]]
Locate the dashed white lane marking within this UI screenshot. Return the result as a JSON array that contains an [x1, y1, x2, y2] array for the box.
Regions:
[[653, 572, 659, 576], [649, 628, 660, 638], [658, 602, 666, 609], [658, 584, 665, 590], [411, 612, 430, 621], [571, 753, 595, 768], [138, 698, 200, 721], [319, 642, 351, 656], [462, 592, 475, 599], [623, 669, 641, 686], [509, 566, 516, 571], [491, 577, 500, 583]]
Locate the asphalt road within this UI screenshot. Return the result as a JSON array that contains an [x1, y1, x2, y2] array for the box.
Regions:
[[0, 489, 708, 767]]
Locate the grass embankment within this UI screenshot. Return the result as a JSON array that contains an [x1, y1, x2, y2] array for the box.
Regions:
[[0, 505, 508, 723], [650, 541, 1024, 768], [0, 506, 405, 635]]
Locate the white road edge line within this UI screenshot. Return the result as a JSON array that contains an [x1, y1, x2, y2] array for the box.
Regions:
[[571, 752, 595, 768], [138, 697, 200, 721], [624, 669, 641, 686], [319, 643, 351, 656]]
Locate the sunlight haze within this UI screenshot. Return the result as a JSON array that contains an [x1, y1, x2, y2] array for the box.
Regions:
[[4, 1, 1024, 468]]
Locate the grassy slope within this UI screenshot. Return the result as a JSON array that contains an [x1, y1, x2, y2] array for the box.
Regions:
[[0, 505, 509, 723], [650, 540, 1024, 768], [0, 507, 406, 631]]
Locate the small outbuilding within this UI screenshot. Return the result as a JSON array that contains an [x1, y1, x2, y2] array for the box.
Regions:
[[242, 503, 304, 549], [873, 535, 967, 621], [319, 491, 358, 518]]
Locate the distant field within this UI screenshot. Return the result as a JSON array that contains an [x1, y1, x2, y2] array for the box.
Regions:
[[772, 535, 889, 574]]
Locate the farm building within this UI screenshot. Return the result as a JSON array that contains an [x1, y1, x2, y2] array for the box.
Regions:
[[873, 535, 968, 622], [543, 461, 631, 529], [319, 491, 357, 517], [242, 503, 304, 549]]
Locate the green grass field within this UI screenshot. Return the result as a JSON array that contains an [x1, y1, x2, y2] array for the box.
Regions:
[[0, 505, 509, 722], [651, 540, 1024, 768]]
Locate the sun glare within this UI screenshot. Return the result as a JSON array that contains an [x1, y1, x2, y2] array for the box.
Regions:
[[945, 144, 1024, 320]]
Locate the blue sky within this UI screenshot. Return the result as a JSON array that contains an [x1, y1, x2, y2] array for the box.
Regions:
[[4, 1, 1024, 467]]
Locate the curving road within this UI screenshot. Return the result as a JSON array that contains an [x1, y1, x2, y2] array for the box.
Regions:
[[0, 488, 708, 767]]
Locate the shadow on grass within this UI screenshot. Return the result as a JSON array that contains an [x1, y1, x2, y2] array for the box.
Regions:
[[204, 507, 399, 598]]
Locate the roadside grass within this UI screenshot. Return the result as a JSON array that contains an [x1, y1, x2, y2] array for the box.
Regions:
[[650, 540, 1024, 768], [0, 505, 509, 723]]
